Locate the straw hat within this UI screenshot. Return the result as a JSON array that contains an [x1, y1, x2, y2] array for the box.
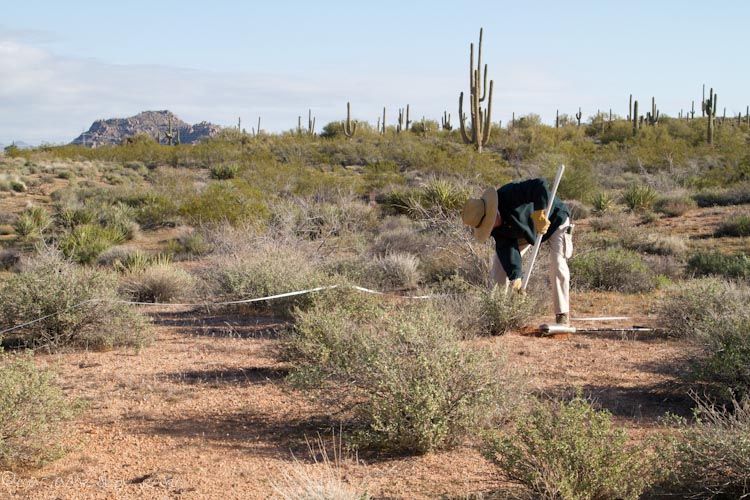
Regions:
[[461, 186, 498, 242]]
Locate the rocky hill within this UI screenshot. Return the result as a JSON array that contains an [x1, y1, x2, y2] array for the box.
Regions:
[[70, 110, 222, 147]]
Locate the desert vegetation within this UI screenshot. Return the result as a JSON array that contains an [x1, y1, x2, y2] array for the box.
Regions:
[[1, 94, 749, 498]]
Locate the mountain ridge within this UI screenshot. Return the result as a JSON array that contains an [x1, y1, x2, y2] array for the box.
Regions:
[[70, 110, 222, 146]]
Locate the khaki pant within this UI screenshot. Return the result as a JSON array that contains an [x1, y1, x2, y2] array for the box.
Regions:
[[490, 218, 572, 315]]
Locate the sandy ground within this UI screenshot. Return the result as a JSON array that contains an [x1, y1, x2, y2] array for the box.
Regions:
[[1, 292, 691, 500]]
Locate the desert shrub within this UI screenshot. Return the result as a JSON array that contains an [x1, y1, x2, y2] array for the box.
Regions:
[[621, 184, 658, 212], [483, 395, 656, 500], [0, 352, 78, 468], [58, 224, 127, 264], [658, 279, 750, 399], [687, 250, 750, 279], [286, 290, 517, 453], [367, 252, 421, 290], [209, 162, 240, 180], [119, 264, 197, 303], [180, 179, 269, 226], [570, 248, 656, 293], [692, 183, 750, 207], [0, 251, 151, 352], [10, 180, 27, 192], [716, 215, 750, 237], [271, 434, 369, 500], [381, 178, 470, 218], [654, 195, 697, 217], [368, 216, 429, 257], [661, 396, 750, 499], [204, 241, 330, 317], [13, 206, 51, 239], [120, 191, 181, 229], [619, 229, 687, 257], [0, 248, 21, 271], [96, 247, 164, 272], [563, 199, 590, 220], [165, 230, 213, 259], [476, 285, 538, 336]]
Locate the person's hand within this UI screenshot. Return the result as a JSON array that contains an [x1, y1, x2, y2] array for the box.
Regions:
[[531, 209, 551, 235], [511, 278, 525, 295]]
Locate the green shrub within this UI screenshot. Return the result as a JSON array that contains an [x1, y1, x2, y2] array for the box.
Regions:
[[365, 252, 421, 290], [58, 223, 127, 264], [658, 279, 750, 399], [13, 206, 51, 239], [477, 285, 537, 336], [622, 184, 658, 212], [654, 195, 696, 217], [716, 215, 750, 237], [662, 396, 750, 499], [205, 242, 330, 317], [692, 183, 750, 207], [0, 249, 20, 271], [687, 250, 750, 279], [0, 352, 78, 468], [119, 264, 197, 303], [0, 251, 151, 352], [165, 230, 213, 258], [10, 180, 27, 192], [589, 191, 614, 216], [209, 162, 240, 180], [286, 290, 516, 453], [483, 395, 656, 500], [570, 248, 656, 293]]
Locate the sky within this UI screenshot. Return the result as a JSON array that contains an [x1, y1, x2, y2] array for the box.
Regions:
[[1, 0, 748, 145]]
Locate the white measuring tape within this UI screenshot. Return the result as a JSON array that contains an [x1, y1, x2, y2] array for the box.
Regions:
[[0, 285, 435, 337]]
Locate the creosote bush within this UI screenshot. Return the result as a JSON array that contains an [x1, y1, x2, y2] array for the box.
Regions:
[[661, 395, 750, 499], [119, 264, 198, 303], [658, 278, 750, 400], [0, 352, 78, 469], [204, 239, 331, 317], [687, 250, 750, 279], [570, 248, 657, 293], [285, 289, 519, 453], [483, 395, 657, 500], [0, 251, 151, 352]]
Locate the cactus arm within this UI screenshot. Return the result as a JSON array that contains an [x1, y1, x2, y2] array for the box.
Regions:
[[481, 80, 494, 145]]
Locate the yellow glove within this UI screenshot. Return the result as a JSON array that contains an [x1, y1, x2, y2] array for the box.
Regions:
[[510, 278, 525, 295], [531, 209, 551, 235]]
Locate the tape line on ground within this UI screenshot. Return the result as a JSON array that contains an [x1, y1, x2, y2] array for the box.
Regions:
[[0, 285, 434, 337]]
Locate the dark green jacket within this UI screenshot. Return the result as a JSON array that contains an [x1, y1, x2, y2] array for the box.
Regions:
[[489, 178, 570, 280]]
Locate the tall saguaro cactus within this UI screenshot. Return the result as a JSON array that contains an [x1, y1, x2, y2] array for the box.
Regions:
[[343, 102, 357, 138], [632, 100, 640, 136], [459, 28, 494, 153], [646, 97, 659, 126], [705, 87, 717, 144]]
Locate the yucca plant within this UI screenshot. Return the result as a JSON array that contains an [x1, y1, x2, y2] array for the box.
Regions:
[[589, 191, 614, 215], [622, 184, 658, 212]]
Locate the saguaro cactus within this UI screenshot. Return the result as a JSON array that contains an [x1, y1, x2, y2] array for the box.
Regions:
[[555, 109, 560, 129], [705, 88, 717, 144], [343, 102, 357, 138], [459, 28, 494, 153], [628, 94, 633, 121], [646, 97, 659, 126], [297, 109, 316, 135], [165, 117, 174, 145], [442, 111, 452, 131], [632, 100, 640, 136], [397, 105, 411, 133], [575, 108, 582, 127]]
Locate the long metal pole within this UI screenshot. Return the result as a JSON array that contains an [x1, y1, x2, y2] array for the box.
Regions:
[[521, 164, 565, 291]]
